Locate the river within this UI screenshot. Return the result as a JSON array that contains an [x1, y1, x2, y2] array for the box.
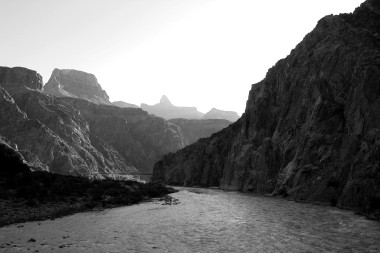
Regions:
[[1, 187, 379, 252]]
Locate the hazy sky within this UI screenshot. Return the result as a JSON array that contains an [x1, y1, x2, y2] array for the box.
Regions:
[[0, 0, 364, 114]]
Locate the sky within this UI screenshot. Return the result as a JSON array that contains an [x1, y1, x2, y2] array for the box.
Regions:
[[0, 0, 365, 115]]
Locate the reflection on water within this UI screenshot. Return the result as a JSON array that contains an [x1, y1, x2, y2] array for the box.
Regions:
[[1, 187, 379, 252]]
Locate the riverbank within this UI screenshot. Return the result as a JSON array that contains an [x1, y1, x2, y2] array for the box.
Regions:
[[0, 139, 178, 227], [0, 179, 177, 228]]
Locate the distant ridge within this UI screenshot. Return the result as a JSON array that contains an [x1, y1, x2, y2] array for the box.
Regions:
[[44, 68, 112, 105], [113, 101, 139, 108], [141, 95, 204, 120], [141, 95, 239, 121], [202, 108, 239, 122]]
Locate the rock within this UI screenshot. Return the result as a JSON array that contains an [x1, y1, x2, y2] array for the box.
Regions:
[[0, 135, 38, 174], [152, 0, 380, 218], [112, 101, 139, 108], [58, 97, 186, 174], [168, 118, 231, 146], [0, 68, 136, 178], [141, 95, 204, 120], [44, 68, 112, 105], [0, 67, 43, 94], [202, 108, 240, 122]]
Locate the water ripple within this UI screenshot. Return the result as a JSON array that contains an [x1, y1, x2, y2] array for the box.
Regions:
[[0, 187, 379, 252]]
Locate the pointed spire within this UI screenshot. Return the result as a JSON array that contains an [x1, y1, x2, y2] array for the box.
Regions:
[[160, 95, 172, 105]]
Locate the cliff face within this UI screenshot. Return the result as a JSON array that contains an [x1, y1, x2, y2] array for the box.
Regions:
[[57, 97, 186, 174], [44, 68, 112, 105], [153, 0, 380, 217], [0, 67, 43, 94], [0, 67, 137, 178], [202, 108, 240, 122], [141, 95, 204, 120]]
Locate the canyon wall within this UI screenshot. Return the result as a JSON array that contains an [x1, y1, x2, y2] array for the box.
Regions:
[[153, 0, 380, 217]]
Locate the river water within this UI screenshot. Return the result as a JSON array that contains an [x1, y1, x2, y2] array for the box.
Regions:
[[1, 187, 379, 252]]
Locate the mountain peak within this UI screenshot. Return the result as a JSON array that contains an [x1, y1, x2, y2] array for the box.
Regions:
[[160, 95, 172, 105]]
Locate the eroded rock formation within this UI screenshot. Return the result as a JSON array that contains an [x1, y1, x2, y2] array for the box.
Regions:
[[202, 108, 239, 122], [0, 67, 136, 178], [44, 68, 112, 105], [153, 0, 380, 218], [57, 97, 186, 174], [141, 95, 204, 120]]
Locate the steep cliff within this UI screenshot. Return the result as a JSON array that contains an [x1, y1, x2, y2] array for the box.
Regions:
[[57, 97, 186, 174], [141, 95, 204, 120], [44, 68, 112, 105], [0, 67, 43, 94], [0, 67, 136, 178], [202, 108, 240, 122], [153, 0, 380, 218]]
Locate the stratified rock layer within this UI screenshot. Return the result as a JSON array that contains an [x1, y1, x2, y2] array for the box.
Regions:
[[44, 68, 112, 105], [153, 0, 380, 217], [202, 108, 240, 122]]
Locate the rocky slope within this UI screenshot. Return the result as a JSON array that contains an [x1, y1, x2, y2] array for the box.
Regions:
[[202, 108, 240, 122], [0, 66, 137, 178], [112, 101, 139, 108], [44, 68, 112, 105], [0, 135, 176, 227], [153, 0, 380, 218], [169, 118, 231, 146], [57, 97, 186, 174], [141, 95, 204, 120]]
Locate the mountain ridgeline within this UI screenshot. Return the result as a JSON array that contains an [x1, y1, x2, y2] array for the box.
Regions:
[[141, 95, 239, 122], [0, 67, 232, 178], [44, 68, 112, 105], [152, 0, 380, 218]]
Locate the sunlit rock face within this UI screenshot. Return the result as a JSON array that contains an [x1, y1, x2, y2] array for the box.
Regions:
[[0, 66, 137, 178], [141, 95, 204, 120], [44, 68, 112, 105], [153, 0, 380, 217], [202, 108, 239, 122]]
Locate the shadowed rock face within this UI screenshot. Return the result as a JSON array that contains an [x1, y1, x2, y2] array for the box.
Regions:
[[57, 97, 186, 174], [202, 108, 240, 122], [153, 0, 380, 217], [141, 95, 204, 120], [44, 68, 112, 105]]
